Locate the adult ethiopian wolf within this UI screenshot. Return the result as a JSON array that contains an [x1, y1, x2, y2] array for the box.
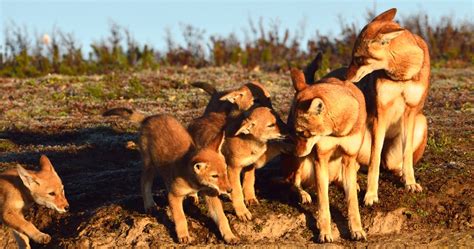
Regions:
[[346, 8, 430, 206]]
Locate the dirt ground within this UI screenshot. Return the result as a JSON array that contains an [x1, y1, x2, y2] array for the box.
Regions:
[[0, 66, 473, 247]]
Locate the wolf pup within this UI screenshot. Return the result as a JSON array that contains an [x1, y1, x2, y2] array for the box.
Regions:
[[346, 8, 430, 205], [104, 109, 238, 244], [222, 107, 288, 221], [191, 81, 272, 117], [0, 155, 69, 249], [290, 69, 367, 242], [189, 81, 274, 147]]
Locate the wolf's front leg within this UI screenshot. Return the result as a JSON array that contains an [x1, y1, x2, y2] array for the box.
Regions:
[[402, 108, 422, 192], [365, 116, 386, 206], [315, 153, 332, 243], [228, 166, 252, 221], [2, 211, 50, 245], [168, 193, 192, 243], [343, 156, 366, 241], [242, 165, 259, 206], [205, 195, 239, 244]]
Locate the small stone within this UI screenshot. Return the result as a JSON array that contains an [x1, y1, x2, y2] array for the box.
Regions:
[[436, 205, 446, 213]]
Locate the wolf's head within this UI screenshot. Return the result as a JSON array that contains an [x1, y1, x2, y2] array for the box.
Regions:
[[190, 132, 232, 196], [290, 69, 360, 157], [17, 155, 69, 213], [346, 8, 424, 82], [235, 107, 288, 143]]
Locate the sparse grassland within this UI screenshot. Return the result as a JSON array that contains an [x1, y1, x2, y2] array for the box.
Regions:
[[0, 67, 473, 247]]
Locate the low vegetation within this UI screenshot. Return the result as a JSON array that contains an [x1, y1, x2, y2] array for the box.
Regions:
[[0, 66, 472, 247], [1, 11, 473, 77]]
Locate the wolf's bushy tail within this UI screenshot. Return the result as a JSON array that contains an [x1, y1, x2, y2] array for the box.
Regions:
[[103, 107, 146, 123], [304, 52, 322, 84]]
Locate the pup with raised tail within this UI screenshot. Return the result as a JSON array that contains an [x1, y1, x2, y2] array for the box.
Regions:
[[103, 108, 238, 244], [0, 155, 69, 249], [290, 68, 367, 242], [346, 8, 430, 205]]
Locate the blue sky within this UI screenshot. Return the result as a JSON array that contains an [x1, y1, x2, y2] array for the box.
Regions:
[[1, 0, 472, 52]]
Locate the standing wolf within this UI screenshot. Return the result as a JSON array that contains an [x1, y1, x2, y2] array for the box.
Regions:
[[290, 69, 367, 242], [346, 8, 430, 205], [103, 108, 238, 244]]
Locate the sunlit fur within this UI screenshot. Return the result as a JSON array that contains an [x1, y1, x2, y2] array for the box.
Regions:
[[289, 68, 368, 242], [346, 8, 430, 205], [0, 155, 69, 248]]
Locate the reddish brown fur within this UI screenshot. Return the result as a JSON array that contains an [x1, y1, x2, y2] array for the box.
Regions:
[[289, 69, 367, 242], [137, 114, 239, 244], [0, 155, 69, 248], [346, 8, 430, 205], [195, 81, 272, 117]]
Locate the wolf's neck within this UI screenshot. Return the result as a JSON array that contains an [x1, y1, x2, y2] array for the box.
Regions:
[[387, 33, 427, 81]]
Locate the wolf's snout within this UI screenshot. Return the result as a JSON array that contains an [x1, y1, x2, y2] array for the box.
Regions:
[[64, 205, 70, 212]]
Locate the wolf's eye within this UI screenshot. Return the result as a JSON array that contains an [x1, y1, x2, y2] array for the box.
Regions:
[[212, 174, 219, 178], [49, 192, 56, 196], [355, 57, 364, 65], [267, 123, 276, 128]]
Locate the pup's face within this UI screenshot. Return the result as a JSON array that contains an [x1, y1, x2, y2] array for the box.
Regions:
[[235, 107, 288, 143], [191, 133, 232, 196], [220, 82, 272, 111], [17, 155, 69, 213]]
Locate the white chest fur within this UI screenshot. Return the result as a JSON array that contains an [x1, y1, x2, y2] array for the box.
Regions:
[[377, 79, 404, 107], [239, 146, 266, 168], [403, 81, 426, 107]]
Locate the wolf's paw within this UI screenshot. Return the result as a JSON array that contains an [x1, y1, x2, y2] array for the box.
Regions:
[[351, 229, 367, 241], [223, 233, 240, 244], [405, 183, 423, 193], [318, 232, 333, 243], [144, 202, 157, 214], [236, 207, 253, 221], [364, 193, 379, 206], [33, 232, 51, 244], [178, 234, 193, 244], [245, 197, 260, 206], [299, 190, 312, 204]]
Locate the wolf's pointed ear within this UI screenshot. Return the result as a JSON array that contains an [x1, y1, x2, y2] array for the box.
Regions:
[[291, 68, 307, 92], [210, 132, 226, 154], [235, 121, 255, 136], [17, 165, 40, 189], [220, 90, 244, 103], [193, 162, 208, 174], [378, 28, 405, 44], [309, 98, 324, 115], [39, 155, 54, 172], [372, 8, 397, 22]]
